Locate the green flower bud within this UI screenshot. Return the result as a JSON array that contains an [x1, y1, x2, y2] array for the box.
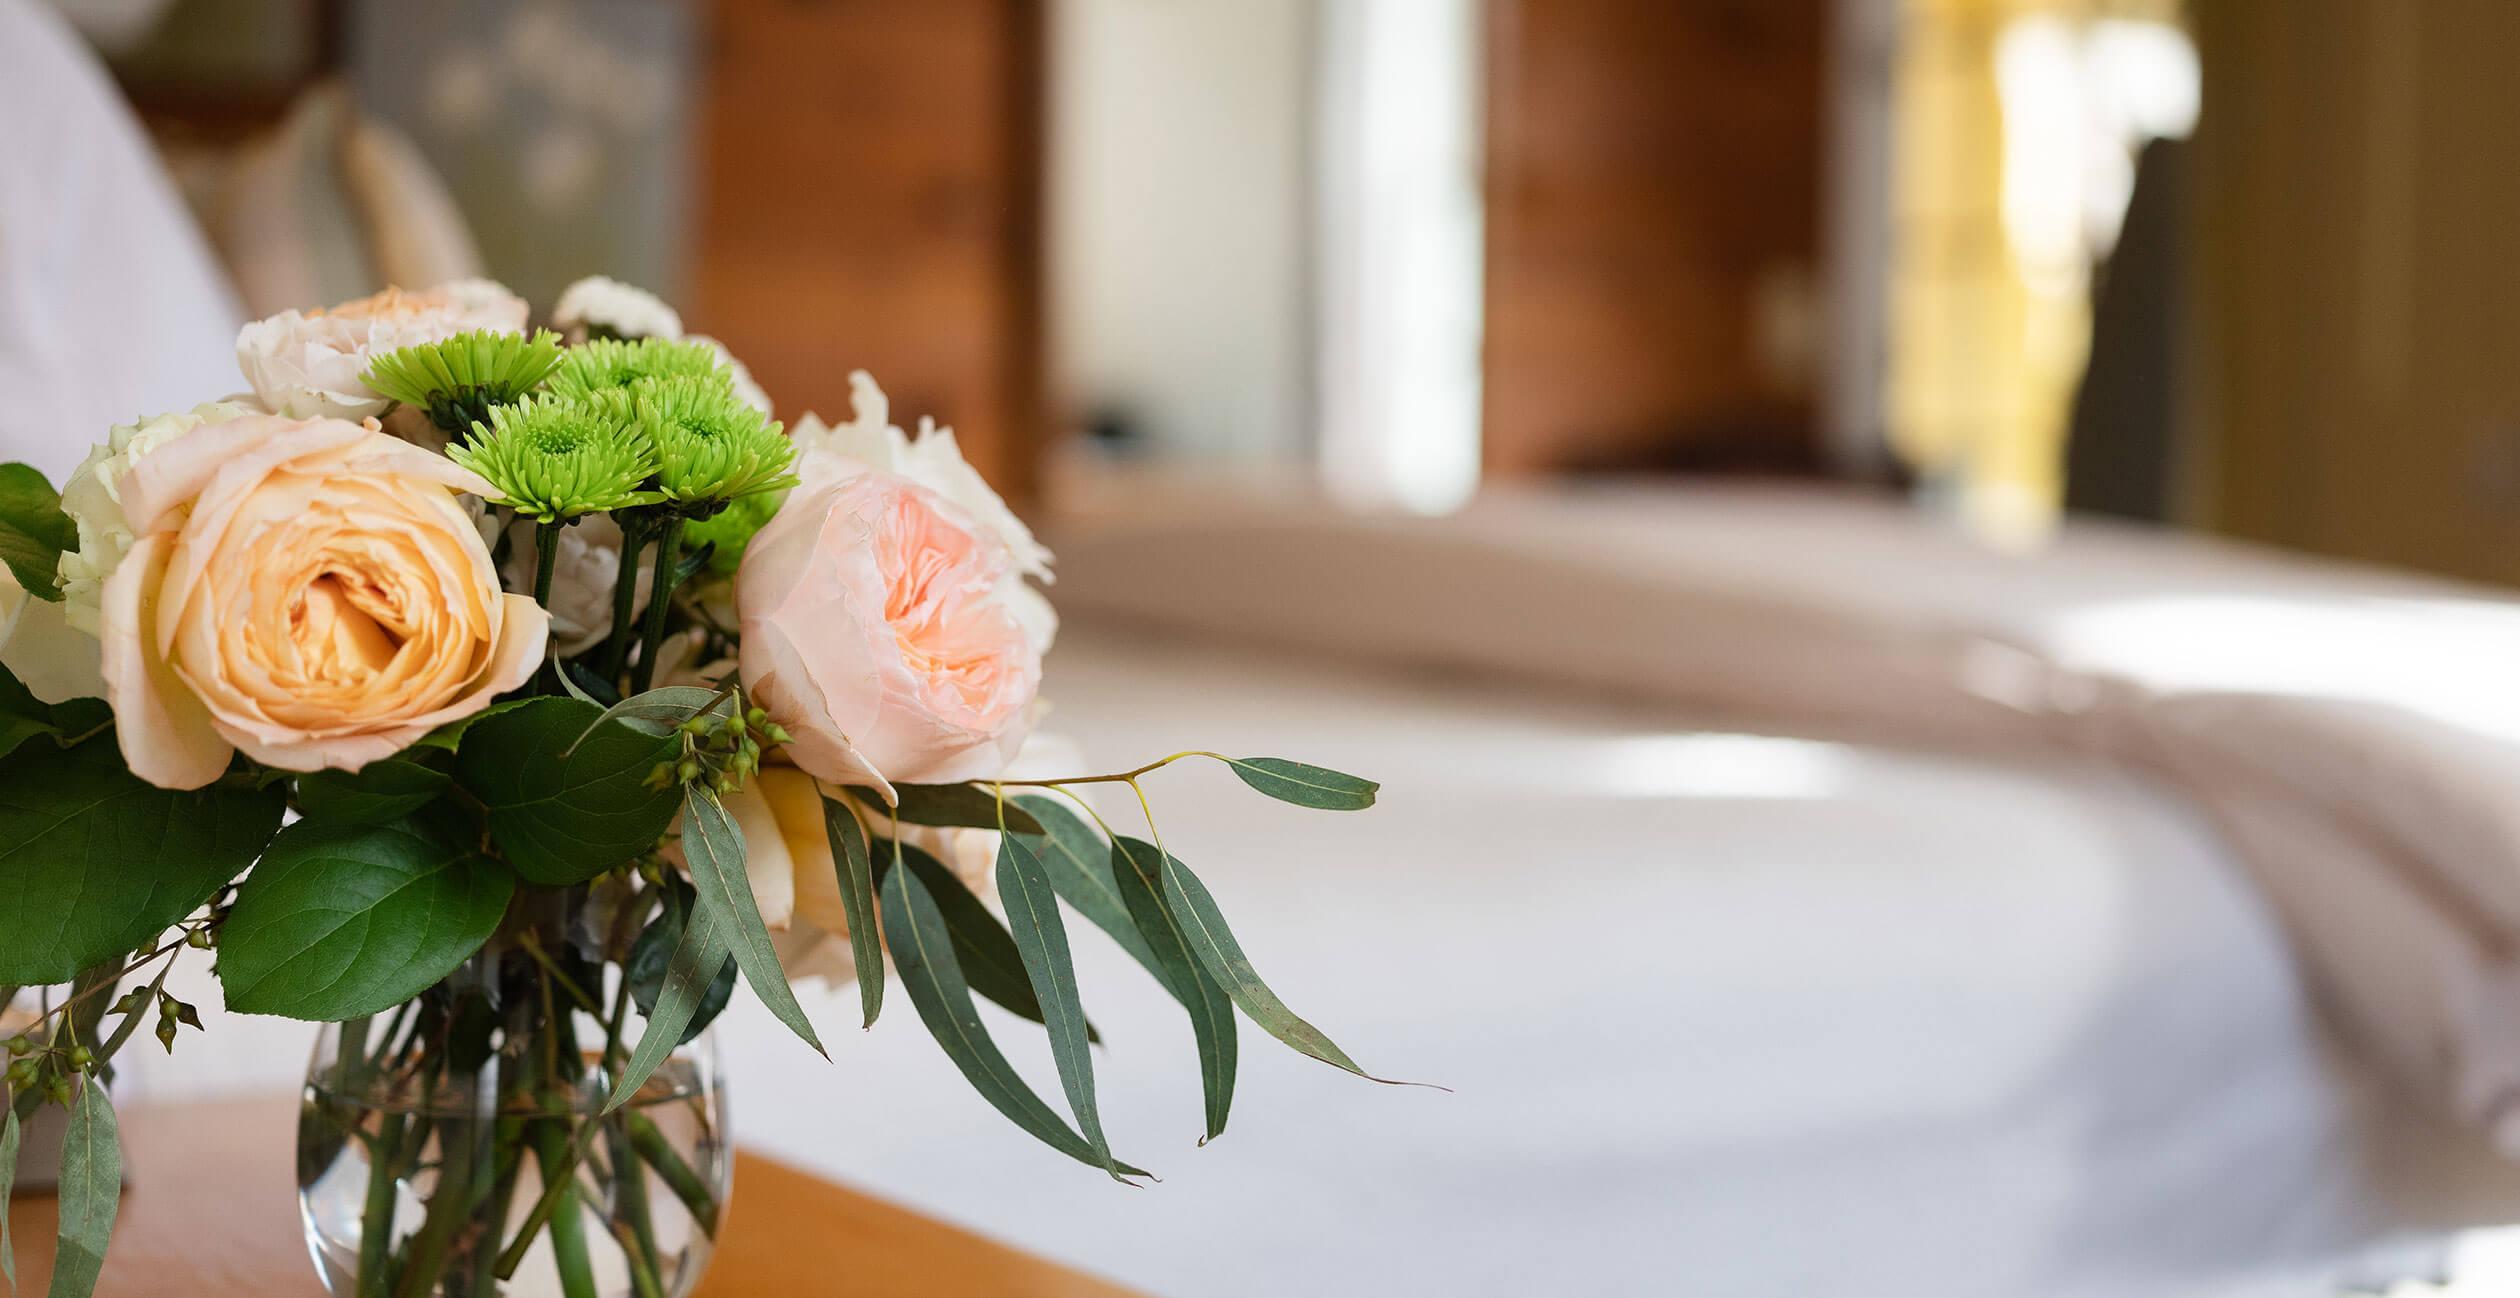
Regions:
[[545, 337, 727, 401], [631, 376, 799, 507], [364, 329, 566, 436], [682, 485, 784, 575], [451, 394, 666, 522]]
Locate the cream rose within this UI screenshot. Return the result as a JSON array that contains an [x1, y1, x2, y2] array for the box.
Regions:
[[100, 413, 549, 788], [236, 279, 531, 421], [736, 448, 1042, 797], [0, 565, 103, 704], [57, 400, 259, 633]]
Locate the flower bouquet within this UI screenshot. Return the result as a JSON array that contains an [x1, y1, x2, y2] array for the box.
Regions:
[[0, 276, 1393, 1298]]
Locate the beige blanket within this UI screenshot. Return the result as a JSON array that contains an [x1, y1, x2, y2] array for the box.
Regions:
[[1050, 479, 2520, 1148]]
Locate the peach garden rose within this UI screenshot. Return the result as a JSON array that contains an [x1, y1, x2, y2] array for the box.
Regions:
[[735, 445, 1044, 796], [98, 412, 548, 788]]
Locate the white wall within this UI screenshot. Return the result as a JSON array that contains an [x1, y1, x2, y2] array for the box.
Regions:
[[1047, 0, 1318, 463]]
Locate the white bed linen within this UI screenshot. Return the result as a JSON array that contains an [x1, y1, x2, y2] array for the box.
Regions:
[[123, 623, 2520, 1298]]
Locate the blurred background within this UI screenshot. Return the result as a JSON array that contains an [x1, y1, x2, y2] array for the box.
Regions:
[[45, 4, 2520, 1296], [41, 0, 2381, 570]]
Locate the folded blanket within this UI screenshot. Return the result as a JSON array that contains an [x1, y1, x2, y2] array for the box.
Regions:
[[1049, 479, 2520, 1146]]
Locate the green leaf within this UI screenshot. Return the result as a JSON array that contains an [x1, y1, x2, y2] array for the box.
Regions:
[[1110, 837, 1239, 1142], [409, 697, 535, 752], [218, 817, 514, 1021], [607, 889, 732, 1112], [0, 663, 110, 769], [45, 1077, 117, 1298], [884, 840, 1096, 1041], [454, 697, 684, 885], [624, 891, 737, 1047], [1, 1103, 19, 1291], [818, 794, 885, 1028], [1217, 757, 1378, 811], [1010, 796, 1168, 994], [850, 783, 1044, 835], [0, 735, 285, 986], [0, 465, 72, 602], [1132, 836, 1402, 1085], [294, 760, 452, 827], [680, 789, 825, 1057], [880, 861, 1146, 1178], [995, 832, 1121, 1177]]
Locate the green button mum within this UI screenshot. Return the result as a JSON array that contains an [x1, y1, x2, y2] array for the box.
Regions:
[[545, 337, 728, 402], [629, 376, 799, 507], [364, 329, 566, 438], [451, 394, 665, 521]]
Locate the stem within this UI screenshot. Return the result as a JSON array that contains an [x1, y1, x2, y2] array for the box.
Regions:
[[606, 1119, 667, 1292], [356, 1112, 408, 1298], [532, 1118, 600, 1298], [532, 521, 563, 607], [629, 517, 685, 694], [599, 517, 654, 685], [495, 1110, 604, 1278], [625, 1110, 720, 1237], [993, 750, 1224, 789]]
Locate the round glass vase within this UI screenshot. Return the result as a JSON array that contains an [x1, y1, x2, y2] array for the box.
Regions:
[[295, 962, 731, 1298]]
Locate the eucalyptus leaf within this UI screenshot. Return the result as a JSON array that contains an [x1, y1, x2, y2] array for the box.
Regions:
[[607, 893, 731, 1112], [624, 896, 737, 1047], [1129, 836, 1403, 1085], [45, 1077, 117, 1298], [880, 861, 1146, 1178], [0, 735, 284, 986], [882, 840, 1096, 1041], [0, 465, 72, 602], [1010, 796, 1168, 994], [680, 789, 825, 1057], [564, 686, 728, 753], [454, 697, 683, 885], [294, 760, 452, 827], [1110, 836, 1239, 1141], [1217, 757, 1379, 810], [995, 832, 1120, 1176], [850, 783, 1043, 835], [218, 817, 514, 1021], [818, 794, 885, 1028]]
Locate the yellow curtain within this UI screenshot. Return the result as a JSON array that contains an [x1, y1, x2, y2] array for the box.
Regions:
[[1886, 0, 2184, 547]]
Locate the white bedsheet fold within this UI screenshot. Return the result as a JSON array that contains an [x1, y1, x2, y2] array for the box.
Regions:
[[1049, 481, 2520, 1146]]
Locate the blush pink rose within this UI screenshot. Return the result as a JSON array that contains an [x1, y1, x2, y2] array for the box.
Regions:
[[735, 448, 1041, 796], [99, 413, 549, 789]]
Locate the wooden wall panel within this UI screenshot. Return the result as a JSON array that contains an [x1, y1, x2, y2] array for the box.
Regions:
[[686, 0, 1042, 506], [1482, 0, 1824, 475]]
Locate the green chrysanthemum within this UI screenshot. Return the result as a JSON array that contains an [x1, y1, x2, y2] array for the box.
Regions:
[[630, 376, 798, 506], [681, 485, 785, 575], [364, 329, 565, 436], [450, 394, 664, 521], [545, 337, 727, 401]]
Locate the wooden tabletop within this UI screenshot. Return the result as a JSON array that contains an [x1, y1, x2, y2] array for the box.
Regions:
[[6, 1097, 1148, 1297]]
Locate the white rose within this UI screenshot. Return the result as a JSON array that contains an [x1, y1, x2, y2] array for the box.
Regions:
[[57, 401, 259, 633], [552, 275, 683, 342], [236, 280, 530, 420], [0, 566, 103, 704], [789, 370, 1055, 651], [498, 513, 650, 657]]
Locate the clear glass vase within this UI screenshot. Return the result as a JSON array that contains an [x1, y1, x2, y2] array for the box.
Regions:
[[295, 944, 731, 1298]]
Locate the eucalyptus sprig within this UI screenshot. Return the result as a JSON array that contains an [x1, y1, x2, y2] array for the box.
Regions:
[[364, 329, 565, 437]]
